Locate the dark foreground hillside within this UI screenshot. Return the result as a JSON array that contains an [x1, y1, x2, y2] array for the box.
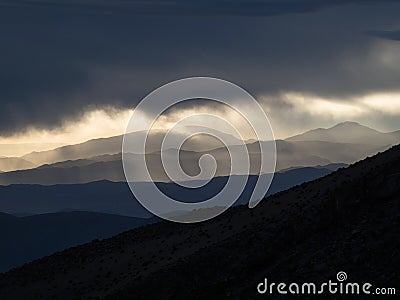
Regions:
[[0, 145, 399, 299]]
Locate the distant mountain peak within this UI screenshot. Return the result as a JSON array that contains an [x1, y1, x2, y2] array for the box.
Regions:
[[329, 121, 378, 131], [332, 121, 361, 127], [285, 121, 393, 145]]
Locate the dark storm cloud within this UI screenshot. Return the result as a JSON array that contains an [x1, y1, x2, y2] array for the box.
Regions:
[[0, 0, 387, 17], [0, 0, 400, 134], [368, 30, 400, 41]]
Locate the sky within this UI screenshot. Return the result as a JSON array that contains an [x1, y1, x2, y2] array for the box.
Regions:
[[0, 0, 400, 155]]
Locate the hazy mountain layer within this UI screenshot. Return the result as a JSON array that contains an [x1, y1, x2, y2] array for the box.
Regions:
[[11, 121, 398, 167], [21, 129, 242, 166], [0, 140, 383, 185], [0, 122, 396, 176], [0, 157, 36, 172], [0, 143, 65, 157]]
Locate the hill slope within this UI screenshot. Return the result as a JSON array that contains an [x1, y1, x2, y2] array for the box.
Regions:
[[0, 145, 398, 299]]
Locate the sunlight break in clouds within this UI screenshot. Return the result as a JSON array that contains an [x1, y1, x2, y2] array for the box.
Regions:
[[1, 91, 399, 157], [0, 104, 259, 157], [362, 92, 400, 115], [260, 91, 400, 138], [0, 109, 133, 156], [283, 93, 367, 118]]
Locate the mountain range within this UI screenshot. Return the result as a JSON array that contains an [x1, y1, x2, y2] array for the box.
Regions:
[[0, 122, 394, 185], [20, 128, 242, 166], [0, 121, 398, 278], [0, 138, 398, 299]]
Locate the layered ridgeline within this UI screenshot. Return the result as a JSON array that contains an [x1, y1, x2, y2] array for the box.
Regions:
[[0, 167, 335, 218], [0, 143, 398, 299], [0, 122, 397, 185]]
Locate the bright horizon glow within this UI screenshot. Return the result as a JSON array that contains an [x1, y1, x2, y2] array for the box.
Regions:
[[0, 109, 133, 156], [0, 91, 399, 157], [361, 92, 400, 115], [260, 91, 400, 138]]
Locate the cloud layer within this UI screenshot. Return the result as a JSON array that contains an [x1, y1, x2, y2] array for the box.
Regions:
[[0, 0, 399, 135]]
